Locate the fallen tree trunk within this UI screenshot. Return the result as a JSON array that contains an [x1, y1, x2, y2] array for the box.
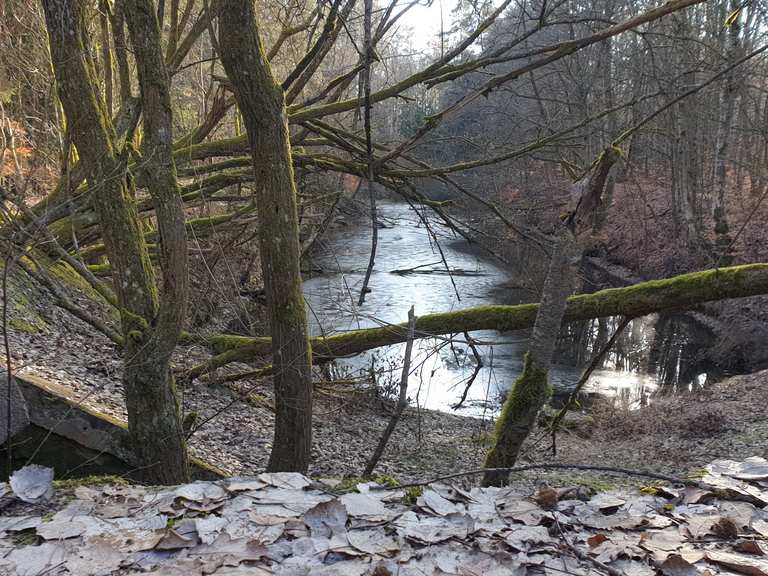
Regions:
[[189, 263, 768, 372]]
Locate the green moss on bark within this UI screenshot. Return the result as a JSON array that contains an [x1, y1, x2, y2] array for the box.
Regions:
[[493, 354, 551, 438], [9, 318, 43, 334], [482, 353, 551, 487], [194, 263, 768, 362]]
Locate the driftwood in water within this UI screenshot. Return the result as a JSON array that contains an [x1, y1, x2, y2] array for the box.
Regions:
[[390, 265, 489, 277]]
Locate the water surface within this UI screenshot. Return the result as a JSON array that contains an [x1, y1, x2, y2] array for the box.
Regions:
[[303, 202, 712, 415]]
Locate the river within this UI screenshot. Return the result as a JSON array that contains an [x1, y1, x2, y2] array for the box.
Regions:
[[303, 202, 714, 415]]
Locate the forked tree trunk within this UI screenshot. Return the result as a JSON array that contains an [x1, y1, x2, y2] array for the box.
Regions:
[[123, 0, 190, 482], [217, 0, 314, 472], [42, 0, 189, 484]]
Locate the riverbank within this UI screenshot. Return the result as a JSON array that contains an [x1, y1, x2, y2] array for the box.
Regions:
[[4, 285, 766, 487], [1, 227, 765, 485], [2, 293, 492, 481]]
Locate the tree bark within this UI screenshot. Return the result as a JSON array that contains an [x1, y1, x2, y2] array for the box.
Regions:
[[110, 0, 133, 105], [217, 0, 314, 473], [123, 0, 191, 482], [712, 0, 742, 258], [669, 12, 701, 243], [41, 0, 189, 484]]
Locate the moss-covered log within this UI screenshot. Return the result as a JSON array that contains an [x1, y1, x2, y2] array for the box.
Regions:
[[187, 263, 768, 366]]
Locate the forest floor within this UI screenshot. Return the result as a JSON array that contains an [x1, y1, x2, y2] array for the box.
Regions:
[[3, 455, 768, 576], [5, 290, 767, 488]]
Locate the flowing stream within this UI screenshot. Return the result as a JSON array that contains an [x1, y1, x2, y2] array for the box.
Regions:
[[303, 202, 715, 415]]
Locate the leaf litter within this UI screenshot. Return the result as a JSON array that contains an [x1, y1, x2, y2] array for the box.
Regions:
[[0, 457, 767, 575]]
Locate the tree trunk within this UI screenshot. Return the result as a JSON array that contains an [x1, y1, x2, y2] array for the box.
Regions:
[[482, 236, 580, 486], [42, 0, 189, 484], [595, 0, 617, 229], [670, 12, 700, 243], [123, 0, 191, 483], [712, 0, 742, 259], [217, 0, 314, 473], [110, 0, 133, 105], [482, 148, 619, 487]]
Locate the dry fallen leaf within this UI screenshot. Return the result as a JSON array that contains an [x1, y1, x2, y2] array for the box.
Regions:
[[686, 516, 721, 540], [753, 519, 768, 537], [534, 486, 559, 509], [588, 533, 609, 548], [339, 492, 389, 519], [709, 458, 768, 482], [175, 481, 228, 504], [682, 487, 714, 505], [346, 528, 400, 555], [155, 522, 199, 550], [612, 558, 656, 576], [36, 518, 88, 540], [712, 516, 739, 540], [225, 478, 267, 492], [497, 495, 548, 526], [702, 471, 768, 506], [735, 540, 768, 556], [639, 528, 685, 562], [0, 516, 41, 532], [1, 541, 68, 576], [9, 465, 54, 504], [258, 472, 311, 490], [505, 525, 553, 551], [588, 491, 627, 511], [705, 550, 768, 576], [418, 488, 465, 516], [195, 514, 229, 544], [304, 499, 348, 537], [393, 511, 473, 544], [659, 553, 702, 576]]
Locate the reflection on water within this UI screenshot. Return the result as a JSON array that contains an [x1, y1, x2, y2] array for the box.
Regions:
[[303, 202, 716, 415]]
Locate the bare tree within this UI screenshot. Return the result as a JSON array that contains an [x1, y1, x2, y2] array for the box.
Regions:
[[41, 0, 189, 483]]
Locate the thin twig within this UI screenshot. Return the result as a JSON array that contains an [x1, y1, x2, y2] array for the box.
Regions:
[[451, 332, 484, 409], [550, 316, 632, 455], [715, 182, 768, 268], [357, 0, 376, 306], [363, 305, 416, 476]]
